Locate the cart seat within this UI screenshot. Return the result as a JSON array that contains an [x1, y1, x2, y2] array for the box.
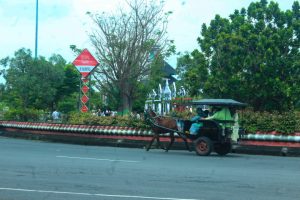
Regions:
[[177, 119, 220, 133]]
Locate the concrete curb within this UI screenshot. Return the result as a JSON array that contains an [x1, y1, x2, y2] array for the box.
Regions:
[[0, 130, 147, 149], [232, 144, 300, 157]]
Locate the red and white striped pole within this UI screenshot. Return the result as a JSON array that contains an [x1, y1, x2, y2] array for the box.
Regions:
[[80, 77, 89, 113]]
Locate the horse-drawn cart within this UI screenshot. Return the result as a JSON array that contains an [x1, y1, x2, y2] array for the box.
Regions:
[[145, 99, 246, 156]]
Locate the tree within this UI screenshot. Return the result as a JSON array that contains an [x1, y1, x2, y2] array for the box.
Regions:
[[88, 0, 172, 115], [132, 55, 165, 113], [1, 48, 65, 110], [55, 63, 80, 113], [176, 49, 208, 96], [178, 0, 300, 111], [55, 64, 80, 101]]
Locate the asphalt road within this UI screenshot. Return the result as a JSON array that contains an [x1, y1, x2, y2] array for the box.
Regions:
[[0, 136, 299, 200]]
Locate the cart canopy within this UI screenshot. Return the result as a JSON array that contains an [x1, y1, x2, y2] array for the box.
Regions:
[[191, 99, 246, 107]]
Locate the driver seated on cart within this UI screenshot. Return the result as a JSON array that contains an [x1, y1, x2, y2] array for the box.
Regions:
[[189, 107, 207, 135], [205, 106, 233, 127], [189, 106, 234, 135]]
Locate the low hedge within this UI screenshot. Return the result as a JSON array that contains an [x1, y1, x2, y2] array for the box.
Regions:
[[2, 108, 300, 135], [169, 109, 300, 135], [68, 110, 300, 135], [67, 112, 150, 129], [3, 108, 46, 122], [239, 109, 300, 135]]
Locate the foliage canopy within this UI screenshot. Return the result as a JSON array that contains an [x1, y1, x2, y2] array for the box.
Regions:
[[0, 48, 80, 112], [177, 0, 300, 111]]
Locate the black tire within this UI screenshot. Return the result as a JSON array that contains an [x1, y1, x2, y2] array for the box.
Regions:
[[214, 142, 232, 156], [194, 137, 212, 156]]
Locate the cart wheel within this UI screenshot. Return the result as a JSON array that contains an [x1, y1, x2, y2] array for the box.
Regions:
[[194, 137, 212, 156], [214, 142, 232, 156]]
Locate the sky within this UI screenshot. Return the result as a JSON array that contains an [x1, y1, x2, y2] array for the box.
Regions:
[[0, 0, 297, 68]]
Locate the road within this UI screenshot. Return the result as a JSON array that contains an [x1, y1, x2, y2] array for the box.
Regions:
[[0, 136, 299, 200]]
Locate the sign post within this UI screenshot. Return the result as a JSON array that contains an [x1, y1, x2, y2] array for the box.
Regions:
[[72, 49, 99, 113]]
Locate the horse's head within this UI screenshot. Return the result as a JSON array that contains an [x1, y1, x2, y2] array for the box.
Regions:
[[144, 108, 157, 122], [148, 108, 157, 118]]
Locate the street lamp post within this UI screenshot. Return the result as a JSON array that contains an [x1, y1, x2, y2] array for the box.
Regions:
[[35, 0, 38, 59]]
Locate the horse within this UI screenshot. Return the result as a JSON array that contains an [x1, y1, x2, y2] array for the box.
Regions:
[[144, 108, 191, 152]]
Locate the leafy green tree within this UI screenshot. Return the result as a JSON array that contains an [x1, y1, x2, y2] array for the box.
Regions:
[[57, 93, 78, 114], [55, 64, 80, 103], [177, 49, 208, 96], [54, 62, 81, 114], [178, 0, 300, 111], [1, 48, 65, 110]]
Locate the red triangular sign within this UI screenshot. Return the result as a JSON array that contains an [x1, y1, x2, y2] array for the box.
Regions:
[[72, 49, 99, 78], [73, 49, 98, 66]]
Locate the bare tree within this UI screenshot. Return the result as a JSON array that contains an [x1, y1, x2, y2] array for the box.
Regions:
[[88, 0, 171, 114]]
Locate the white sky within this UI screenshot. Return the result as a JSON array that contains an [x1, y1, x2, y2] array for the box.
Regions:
[[0, 0, 297, 67]]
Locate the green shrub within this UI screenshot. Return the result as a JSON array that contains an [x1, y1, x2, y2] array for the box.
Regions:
[[168, 110, 195, 120], [3, 107, 300, 134], [295, 112, 300, 132], [3, 108, 45, 122], [239, 109, 298, 135], [67, 112, 150, 129]]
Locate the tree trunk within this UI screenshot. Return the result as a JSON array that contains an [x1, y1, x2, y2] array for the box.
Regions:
[[118, 81, 133, 115]]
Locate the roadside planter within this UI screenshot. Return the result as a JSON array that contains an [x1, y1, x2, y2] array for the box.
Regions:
[[1, 121, 300, 149], [0, 121, 152, 136], [240, 132, 300, 148], [242, 133, 300, 142]]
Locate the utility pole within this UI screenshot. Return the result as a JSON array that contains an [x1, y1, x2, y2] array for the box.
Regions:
[[35, 0, 38, 59]]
